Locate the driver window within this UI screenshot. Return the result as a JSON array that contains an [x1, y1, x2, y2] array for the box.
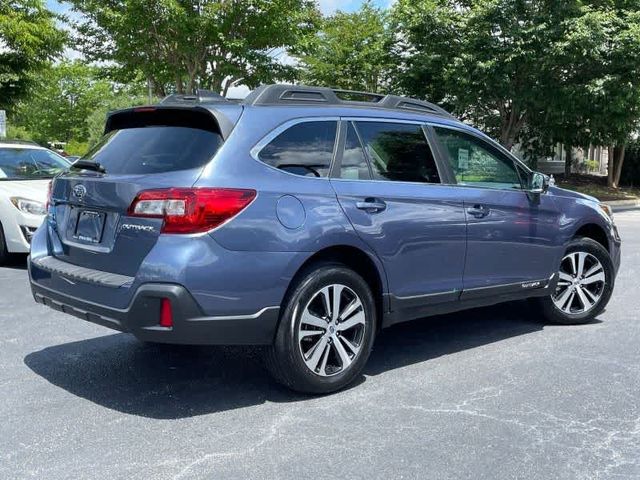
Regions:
[[258, 121, 337, 177], [433, 127, 523, 190]]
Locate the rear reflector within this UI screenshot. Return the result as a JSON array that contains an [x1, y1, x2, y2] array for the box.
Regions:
[[159, 298, 173, 328], [128, 188, 256, 234]]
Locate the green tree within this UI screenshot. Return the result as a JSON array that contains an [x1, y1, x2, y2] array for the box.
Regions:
[[391, 0, 588, 150], [0, 0, 66, 112], [297, 1, 392, 93], [525, 2, 640, 184], [13, 61, 124, 144], [69, 0, 319, 96], [391, 0, 640, 186], [86, 92, 153, 147]]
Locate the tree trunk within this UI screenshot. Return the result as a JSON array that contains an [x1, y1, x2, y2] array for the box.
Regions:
[[612, 144, 626, 189], [175, 77, 185, 94], [564, 144, 572, 177], [607, 146, 615, 187]]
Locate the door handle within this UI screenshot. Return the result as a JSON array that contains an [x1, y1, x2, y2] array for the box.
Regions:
[[356, 198, 387, 213], [467, 204, 490, 218]]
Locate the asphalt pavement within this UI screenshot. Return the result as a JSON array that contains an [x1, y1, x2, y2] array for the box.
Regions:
[[1, 211, 639, 480]]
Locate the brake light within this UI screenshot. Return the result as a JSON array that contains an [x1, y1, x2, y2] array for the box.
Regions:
[[128, 188, 256, 234]]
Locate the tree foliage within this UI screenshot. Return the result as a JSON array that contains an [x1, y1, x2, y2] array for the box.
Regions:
[[297, 1, 393, 93], [12, 61, 144, 145], [0, 0, 67, 112], [69, 0, 320, 95], [390, 0, 640, 167]]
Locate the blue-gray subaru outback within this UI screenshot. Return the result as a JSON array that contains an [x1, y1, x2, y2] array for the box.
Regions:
[[29, 85, 621, 393]]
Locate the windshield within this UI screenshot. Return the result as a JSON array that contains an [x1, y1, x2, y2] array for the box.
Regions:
[[0, 147, 70, 180]]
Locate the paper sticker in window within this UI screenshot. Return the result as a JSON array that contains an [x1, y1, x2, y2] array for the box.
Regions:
[[458, 149, 469, 169]]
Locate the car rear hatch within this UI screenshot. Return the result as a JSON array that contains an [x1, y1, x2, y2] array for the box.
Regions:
[[48, 106, 229, 277]]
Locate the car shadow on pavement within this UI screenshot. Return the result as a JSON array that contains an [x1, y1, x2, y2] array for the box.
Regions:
[[25, 300, 547, 419]]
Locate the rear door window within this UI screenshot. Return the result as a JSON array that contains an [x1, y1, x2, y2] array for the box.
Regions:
[[355, 121, 441, 183], [257, 121, 337, 177]]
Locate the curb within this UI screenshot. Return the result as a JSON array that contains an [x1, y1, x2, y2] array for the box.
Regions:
[[605, 199, 640, 212]]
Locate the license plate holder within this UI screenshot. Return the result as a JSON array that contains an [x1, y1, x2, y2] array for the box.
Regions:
[[75, 210, 106, 244]]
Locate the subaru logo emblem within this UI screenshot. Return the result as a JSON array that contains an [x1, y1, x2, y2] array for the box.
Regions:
[[72, 184, 87, 199]]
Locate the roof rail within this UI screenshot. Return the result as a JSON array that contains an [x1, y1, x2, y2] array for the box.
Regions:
[[243, 84, 454, 118], [160, 89, 230, 105]]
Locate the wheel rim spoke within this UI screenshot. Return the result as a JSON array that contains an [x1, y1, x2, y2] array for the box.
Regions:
[[575, 286, 593, 310], [331, 285, 343, 322], [576, 252, 587, 278], [300, 329, 324, 339], [301, 311, 327, 330], [319, 287, 332, 318], [333, 336, 352, 370], [304, 336, 329, 372], [558, 272, 574, 283], [298, 283, 367, 377], [554, 286, 574, 312], [340, 336, 360, 356], [582, 271, 605, 285], [337, 311, 365, 331], [339, 298, 362, 322]]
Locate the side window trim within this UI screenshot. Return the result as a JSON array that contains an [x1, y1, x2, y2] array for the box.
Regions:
[[335, 116, 444, 185], [428, 123, 527, 190], [249, 116, 340, 179]]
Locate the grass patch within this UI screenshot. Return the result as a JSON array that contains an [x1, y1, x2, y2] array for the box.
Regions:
[[556, 174, 640, 202]]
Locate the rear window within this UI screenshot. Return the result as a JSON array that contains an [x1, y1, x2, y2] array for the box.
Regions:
[[83, 126, 223, 175], [83, 109, 223, 175]]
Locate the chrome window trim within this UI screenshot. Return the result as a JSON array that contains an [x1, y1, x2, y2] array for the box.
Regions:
[[249, 116, 340, 180]]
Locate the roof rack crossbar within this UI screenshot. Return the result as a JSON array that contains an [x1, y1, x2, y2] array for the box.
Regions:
[[243, 84, 453, 118]]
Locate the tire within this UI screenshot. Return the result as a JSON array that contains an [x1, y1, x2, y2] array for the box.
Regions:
[[265, 263, 377, 394], [0, 222, 9, 266], [535, 237, 614, 325]]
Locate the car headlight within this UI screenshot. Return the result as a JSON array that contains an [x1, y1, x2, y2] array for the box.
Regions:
[[599, 203, 614, 222], [10, 197, 47, 216]]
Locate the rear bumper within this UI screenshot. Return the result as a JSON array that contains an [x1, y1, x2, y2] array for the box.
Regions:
[[29, 270, 280, 345]]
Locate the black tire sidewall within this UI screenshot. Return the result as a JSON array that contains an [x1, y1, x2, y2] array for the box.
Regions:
[[0, 222, 8, 264], [542, 237, 615, 324], [273, 264, 376, 393]]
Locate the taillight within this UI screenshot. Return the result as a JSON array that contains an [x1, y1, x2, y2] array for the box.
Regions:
[[127, 188, 256, 234]]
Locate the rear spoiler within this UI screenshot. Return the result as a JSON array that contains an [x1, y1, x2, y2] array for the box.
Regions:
[[104, 103, 243, 140]]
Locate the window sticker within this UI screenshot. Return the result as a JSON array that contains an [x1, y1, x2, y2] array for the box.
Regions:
[[458, 148, 469, 169]]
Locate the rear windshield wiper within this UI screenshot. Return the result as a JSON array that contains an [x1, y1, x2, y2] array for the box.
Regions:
[[71, 159, 107, 173]]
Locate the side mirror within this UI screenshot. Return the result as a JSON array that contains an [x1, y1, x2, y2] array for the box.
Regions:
[[527, 171, 549, 195]]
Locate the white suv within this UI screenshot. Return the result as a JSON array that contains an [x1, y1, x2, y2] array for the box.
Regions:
[[0, 141, 70, 263]]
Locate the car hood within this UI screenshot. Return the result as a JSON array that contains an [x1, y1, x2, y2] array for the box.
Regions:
[[549, 186, 599, 204], [0, 179, 50, 203]]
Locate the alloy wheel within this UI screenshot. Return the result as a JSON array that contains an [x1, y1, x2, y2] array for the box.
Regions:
[[297, 284, 367, 377], [552, 251, 606, 315]]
